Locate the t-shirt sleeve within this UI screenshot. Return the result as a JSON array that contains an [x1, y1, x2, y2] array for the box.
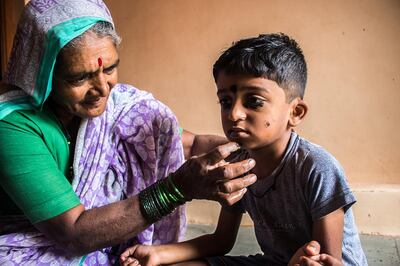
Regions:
[[302, 148, 356, 221], [0, 115, 81, 224]]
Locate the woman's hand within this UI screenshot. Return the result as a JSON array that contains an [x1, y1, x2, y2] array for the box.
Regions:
[[181, 129, 228, 159], [120, 245, 160, 266], [172, 142, 257, 206]]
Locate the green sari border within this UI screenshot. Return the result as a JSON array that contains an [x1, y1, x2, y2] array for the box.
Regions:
[[79, 255, 87, 265], [0, 96, 33, 120]]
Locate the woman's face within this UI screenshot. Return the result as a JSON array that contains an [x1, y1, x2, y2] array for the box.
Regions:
[[51, 31, 119, 119]]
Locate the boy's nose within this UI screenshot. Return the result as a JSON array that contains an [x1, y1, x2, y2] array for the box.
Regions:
[[228, 103, 246, 122]]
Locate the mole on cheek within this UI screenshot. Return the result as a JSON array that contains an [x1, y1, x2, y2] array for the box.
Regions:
[[264, 121, 271, 127]]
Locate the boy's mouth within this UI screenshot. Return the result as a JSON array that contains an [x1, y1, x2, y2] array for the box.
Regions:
[[228, 127, 249, 138]]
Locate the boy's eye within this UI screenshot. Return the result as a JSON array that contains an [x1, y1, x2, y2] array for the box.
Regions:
[[218, 97, 232, 110], [244, 96, 264, 109]]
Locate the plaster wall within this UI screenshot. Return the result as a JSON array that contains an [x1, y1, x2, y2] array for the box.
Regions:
[[105, 0, 400, 235], [4, 0, 398, 235]]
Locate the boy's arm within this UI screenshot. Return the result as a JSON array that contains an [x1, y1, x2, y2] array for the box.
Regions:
[[181, 129, 228, 159], [312, 208, 344, 260], [121, 209, 242, 265]]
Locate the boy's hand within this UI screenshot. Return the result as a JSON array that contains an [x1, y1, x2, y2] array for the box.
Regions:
[[288, 240, 344, 266], [288, 240, 321, 266], [120, 245, 160, 266], [298, 254, 344, 266]]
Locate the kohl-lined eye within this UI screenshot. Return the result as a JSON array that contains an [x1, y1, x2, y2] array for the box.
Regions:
[[244, 96, 264, 109], [218, 97, 232, 110]]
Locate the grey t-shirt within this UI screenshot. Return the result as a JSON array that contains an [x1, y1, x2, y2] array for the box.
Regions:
[[228, 132, 367, 265]]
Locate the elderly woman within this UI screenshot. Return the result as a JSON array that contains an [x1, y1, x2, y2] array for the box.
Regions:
[[0, 0, 257, 265]]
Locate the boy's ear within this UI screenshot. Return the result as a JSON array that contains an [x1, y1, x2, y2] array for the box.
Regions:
[[289, 98, 308, 127]]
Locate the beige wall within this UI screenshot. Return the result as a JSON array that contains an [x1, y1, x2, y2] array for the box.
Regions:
[[4, 1, 399, 184], [105, 0, 400, 186], [4, 0, 398, 234], [105, 0, 400, 235]]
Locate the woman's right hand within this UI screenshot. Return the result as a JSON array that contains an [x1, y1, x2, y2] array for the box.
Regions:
[[35, 143, 256, 256], [172, 142, 257, 206]]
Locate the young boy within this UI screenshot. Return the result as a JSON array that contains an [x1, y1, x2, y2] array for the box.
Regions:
[[120, 33, 367, 266]]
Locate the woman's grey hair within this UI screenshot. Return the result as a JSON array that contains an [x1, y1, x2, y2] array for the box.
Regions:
[[53, 21, 121, 78], [64, 21, 121, 50]]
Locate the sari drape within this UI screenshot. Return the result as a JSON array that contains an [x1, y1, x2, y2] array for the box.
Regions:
[[0, 84, 186, 265]]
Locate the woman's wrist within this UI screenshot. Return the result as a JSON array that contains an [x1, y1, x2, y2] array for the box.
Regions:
[[169, 167, 195, 202], [139, 175, 187, 224], [169, 172, 193, 202]]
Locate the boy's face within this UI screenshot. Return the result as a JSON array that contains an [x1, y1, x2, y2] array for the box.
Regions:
[[216, 72, 295, 150]]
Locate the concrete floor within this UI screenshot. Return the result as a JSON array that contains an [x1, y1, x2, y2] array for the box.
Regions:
[[185, 224, 400, 266]]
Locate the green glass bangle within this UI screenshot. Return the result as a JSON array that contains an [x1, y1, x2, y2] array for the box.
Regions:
[[160, 180, 176, 203], [139, 176, 188, 224], [167, 174, 186, 203], [155, 181, 172, 214], [140, 183, 165, 223], [146, 187, 163, 220], [160, 177, 183, 206], [139, 188, 157, 223], [149, 185, 165, 216]]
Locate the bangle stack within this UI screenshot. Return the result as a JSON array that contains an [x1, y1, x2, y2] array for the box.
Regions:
[[139, 174, 187, 224]]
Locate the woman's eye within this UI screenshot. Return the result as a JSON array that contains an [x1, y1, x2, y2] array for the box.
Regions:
[[67, 76, 87, 85], [218, 98, 232, 109], [103, 66, 116, 75], [244, 97, 264, 109]]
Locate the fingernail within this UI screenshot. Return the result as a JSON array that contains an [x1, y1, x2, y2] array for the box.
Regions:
[[226, 142, 240, 153], [247, 158, 255, 168], [232, 142, 241, 150], [246, 174, 257, 184], [308, 243, 317, 252]]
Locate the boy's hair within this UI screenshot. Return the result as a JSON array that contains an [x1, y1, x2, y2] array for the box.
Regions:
[[213, 33, 307, 101]]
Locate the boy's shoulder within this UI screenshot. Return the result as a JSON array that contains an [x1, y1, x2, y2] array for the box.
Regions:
[[295, 134, 345, 178]]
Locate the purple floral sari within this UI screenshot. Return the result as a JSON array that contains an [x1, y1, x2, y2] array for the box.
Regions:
[[0, 0, 186, 265]]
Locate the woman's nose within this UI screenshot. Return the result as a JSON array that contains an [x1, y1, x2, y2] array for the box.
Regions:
[[91, 72, 109, 97], [228, 102, 246, 122]]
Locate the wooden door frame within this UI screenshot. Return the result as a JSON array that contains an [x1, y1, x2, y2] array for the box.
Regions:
[[0, 0, 26, 80]]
